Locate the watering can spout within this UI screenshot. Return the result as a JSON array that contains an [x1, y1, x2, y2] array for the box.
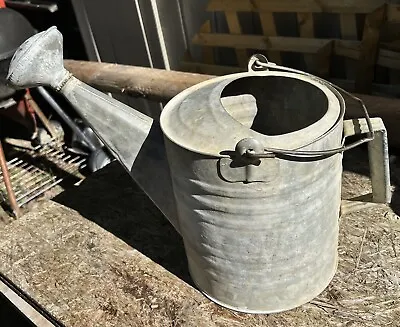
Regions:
[[6, 26, 180, 233]]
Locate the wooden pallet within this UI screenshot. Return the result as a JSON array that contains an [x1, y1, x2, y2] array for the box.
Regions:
[[182, 0, 400, 94]]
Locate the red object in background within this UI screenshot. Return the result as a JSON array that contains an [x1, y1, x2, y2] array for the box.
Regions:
[[0, 0, 5, 8]]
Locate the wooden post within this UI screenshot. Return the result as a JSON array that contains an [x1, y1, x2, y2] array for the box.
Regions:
[[297, 12, 314, 72], [315, 41, 334, 77], [340, 14, 358, 80], [199, 21, 215, 64], [355, 5, 387, 93], [260, 12, 281, 64], [225, 11, 248, 67]]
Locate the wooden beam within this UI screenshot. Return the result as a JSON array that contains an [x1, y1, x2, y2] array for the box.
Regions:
[[297, 12, 317, 73], [193, 33, 343, 53], [340, 14, 358, 80], [192, 32, 400, 69], [333, 39, 360, 59], [196, 33, 400, 65], [259, 12, 281, 64], [181, 61, 243, 75], [315, 41, 334, 76], [65, 59, 400, 149], [208, 1, 400, 23], [224, 11, 248, 67], [199, 21, 214, 64], [181, 61, 400, 96], [355, 5, 387, 93], [387, 5, 400, 22], [297, 12, 334, 76], [207, 0, 386, 14], [378, 48, 400, 70]]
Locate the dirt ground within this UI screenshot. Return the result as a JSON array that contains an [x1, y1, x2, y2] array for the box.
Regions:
[[0, 147, 399, 326]]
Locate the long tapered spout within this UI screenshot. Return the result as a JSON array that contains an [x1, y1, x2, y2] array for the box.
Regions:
[[7, 27, 180, 234]]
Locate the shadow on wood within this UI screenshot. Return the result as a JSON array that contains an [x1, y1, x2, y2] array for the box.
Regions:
[[342, 146, 400, 217], [53, 162, 192, 285]]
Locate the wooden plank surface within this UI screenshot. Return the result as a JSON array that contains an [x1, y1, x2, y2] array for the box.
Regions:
[[192, 33, 365, 60], [207, 0, 386, 14], [355, 5, 387, 93], [199, 21, 215, 64], [297, 12, 316, 73], [193, 33, 346, 54], [297, 12, 334, 76], [208, 1, 400, 23], [259, 12, 281, 64], [333, 39, 360, 60], [181, 60, 400, 95], [0, 152, 399, 326], [387, 5, 400, 22], [315, 41, 334, 76], [340, 14, 358, 80], [378, 48, 400, 70], [181, 61, 243, 75], [225, 11, 248, 67], [193, 32, 400, 69]]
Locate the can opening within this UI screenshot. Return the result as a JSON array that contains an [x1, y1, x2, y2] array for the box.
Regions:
[[221, 76, 328, 136]]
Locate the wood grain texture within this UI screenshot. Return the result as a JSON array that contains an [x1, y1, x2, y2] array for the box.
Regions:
[[355, 5, 387, 93], [193, 33, 339, 53], [297, 12, 316, 73], [199, 21, 215, 64], [259, 12, 281, 64], [207, 0, 386, 14], [192, 32, 400, 70], [224, 11, 249, 67], [0, 151, 399, 326], [340, 14, 358, 80]]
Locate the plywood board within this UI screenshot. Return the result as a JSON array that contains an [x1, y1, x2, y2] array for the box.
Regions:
[[0, 154, 399, 326]]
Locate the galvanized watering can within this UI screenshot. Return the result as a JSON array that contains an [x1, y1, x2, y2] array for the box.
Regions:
[[7, 27, 391, 314]]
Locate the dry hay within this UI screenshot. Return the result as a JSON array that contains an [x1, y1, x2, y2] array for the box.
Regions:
[[307, 205, 400, 327], [0, 148, 398, 326]]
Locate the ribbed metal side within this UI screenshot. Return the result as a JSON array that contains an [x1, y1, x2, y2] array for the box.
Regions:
[[165, 130, 342, 313]]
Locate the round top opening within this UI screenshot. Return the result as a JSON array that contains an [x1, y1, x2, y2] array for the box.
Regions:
[[160, 71, 343, 157], [221, 76, 328, 136]]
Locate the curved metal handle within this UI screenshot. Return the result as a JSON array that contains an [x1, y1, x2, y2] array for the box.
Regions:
[[344, 118, 391, 203], [244, 54, 374, 159]]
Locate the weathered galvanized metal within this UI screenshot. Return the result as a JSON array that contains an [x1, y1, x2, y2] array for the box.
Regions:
[[6, 27, 391, 314]]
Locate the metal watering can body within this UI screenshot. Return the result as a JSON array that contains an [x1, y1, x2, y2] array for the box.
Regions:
[[6, 27, 391, 314]]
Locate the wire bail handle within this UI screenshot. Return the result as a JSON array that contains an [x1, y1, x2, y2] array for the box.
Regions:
[[237, 54, 375, 159]]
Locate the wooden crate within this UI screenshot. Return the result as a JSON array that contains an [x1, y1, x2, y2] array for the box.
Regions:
[[181, 0, 400, 95]]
